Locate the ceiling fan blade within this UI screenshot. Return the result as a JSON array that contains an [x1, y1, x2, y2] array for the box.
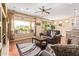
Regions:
[[46, 8, 52, 10], [45, 11, 50, 14], [44, 10, 50, 14], [47, 12, 50, 14], [39, 8, 43, 10]]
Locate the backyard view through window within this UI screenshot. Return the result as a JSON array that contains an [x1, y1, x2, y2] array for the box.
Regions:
[[14, 20, 33, 34]]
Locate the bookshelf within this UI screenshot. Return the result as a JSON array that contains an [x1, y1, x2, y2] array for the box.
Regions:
[[0, 3, 8, 56], [0, 4, 2, 56]]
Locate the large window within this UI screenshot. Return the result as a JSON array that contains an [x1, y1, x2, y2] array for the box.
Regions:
[[14, 20, 31, 34]]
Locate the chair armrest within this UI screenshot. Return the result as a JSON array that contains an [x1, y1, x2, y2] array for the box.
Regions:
[[55, 34, 62, 38], [38, 50, 56, 56]]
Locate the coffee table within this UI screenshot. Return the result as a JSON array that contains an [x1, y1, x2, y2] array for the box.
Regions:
[[32, 36, 47, 50]]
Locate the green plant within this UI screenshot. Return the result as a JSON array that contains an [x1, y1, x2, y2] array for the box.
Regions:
[[42, 21, 55, 31], [42, 21, 51, 30], [16, 25, 30, 32], [51, 25, 55, 30]]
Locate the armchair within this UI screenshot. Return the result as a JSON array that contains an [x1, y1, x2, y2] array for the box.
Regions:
[[40, 30, 62, 44]]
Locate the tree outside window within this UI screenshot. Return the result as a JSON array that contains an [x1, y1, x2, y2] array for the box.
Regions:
[[14, 20, 34, 34]]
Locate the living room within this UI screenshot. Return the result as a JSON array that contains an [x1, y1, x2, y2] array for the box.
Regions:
[[0, 3, 79, 56]]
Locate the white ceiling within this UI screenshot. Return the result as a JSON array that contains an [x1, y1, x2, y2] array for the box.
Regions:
[[6, 3, 79, 20]]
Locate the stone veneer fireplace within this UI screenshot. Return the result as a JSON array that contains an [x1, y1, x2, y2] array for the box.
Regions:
[[66, 29, 79, 45]]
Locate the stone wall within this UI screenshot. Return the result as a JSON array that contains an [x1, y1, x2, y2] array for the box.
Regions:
[[66, 29, 79, 45]]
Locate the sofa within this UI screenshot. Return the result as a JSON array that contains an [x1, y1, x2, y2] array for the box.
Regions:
[[51, 44, 79, 56]]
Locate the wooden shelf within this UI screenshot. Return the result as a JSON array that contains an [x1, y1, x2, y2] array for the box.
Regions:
[[0, 3, 8, 56], [0, 4, 2, 56], [0, 22, 1, 27], [0, 4, 7, 18]]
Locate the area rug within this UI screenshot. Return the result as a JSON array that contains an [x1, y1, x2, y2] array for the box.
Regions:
[[16, 43, 41, 56]]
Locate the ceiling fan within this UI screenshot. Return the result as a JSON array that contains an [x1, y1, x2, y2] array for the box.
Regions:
[[35, 6, 52, 14]]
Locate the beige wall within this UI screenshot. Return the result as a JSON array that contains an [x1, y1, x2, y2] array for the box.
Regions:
[[36, 18, 54, 36], [54, 18, 73, 44], [54, 19, 72, 36], [36, 18, 42, 36], [11, 11, 79, 45], [9, 11, 79, 44], [10, 13, 54, 41], [53, 16, 79, 44], [11, 14, 35, 40]]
